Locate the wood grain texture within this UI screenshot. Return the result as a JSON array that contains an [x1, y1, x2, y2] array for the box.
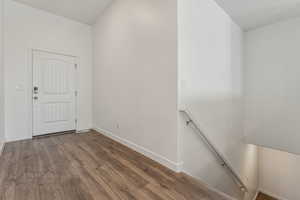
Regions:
[[256, 193, 278, 200], [0, 130, 231, 200]]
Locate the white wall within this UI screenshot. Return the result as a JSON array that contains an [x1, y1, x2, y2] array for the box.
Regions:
[[178, 0, 258, 199], [245, 18, 300, 200], [92, 0, 179, 170], [259, 147, 300, 200], [4, 0, 93, 142], [245, 18, 300, 155], [0, 0, 4, 150]]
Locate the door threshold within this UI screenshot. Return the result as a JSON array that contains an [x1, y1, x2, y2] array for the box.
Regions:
[[33, 130, 76, 139]]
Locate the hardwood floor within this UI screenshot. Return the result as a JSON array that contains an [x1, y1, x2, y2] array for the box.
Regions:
[[0, 130, 231, 200], [256, 193, 278, 200]]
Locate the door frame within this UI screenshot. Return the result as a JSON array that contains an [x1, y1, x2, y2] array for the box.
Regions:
[[28, 49, 79, 138]]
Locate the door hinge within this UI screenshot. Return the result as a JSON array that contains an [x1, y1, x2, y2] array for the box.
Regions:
[[75, 119, 78, 124], [74, 64, 78, 69], [75, 91, 78, 96]]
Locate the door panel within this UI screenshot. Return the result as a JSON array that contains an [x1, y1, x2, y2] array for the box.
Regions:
[[33, 51, 76, 136]]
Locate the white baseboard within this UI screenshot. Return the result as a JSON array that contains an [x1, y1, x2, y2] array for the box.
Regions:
[[252, 190, 259, 200], [259, 188, 288, 200], [0, 141, 4, 157], [76, 129, 91, 134], [93, 127, 183, 172]]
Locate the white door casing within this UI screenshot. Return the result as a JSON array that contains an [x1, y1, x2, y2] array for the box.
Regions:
[[33, 51, 76, 136]]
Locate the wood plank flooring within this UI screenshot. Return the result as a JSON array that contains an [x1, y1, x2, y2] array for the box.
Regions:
[[256, 193, 278, 200], [0, 130, 231, 200]]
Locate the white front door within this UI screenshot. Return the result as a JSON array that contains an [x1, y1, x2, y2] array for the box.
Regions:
[[33, 50, 76, 136]]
